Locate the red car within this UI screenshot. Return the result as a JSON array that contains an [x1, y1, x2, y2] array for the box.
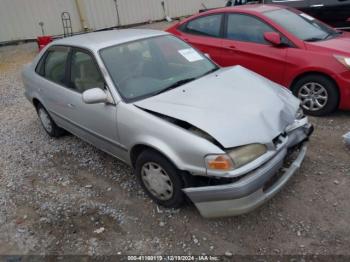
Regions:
[[167, 5, 350, 116]]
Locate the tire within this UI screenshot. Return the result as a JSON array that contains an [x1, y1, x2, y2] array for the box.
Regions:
[[36, 103, 65, 137], [291, 74, 339, 116], [135, 149, 186, 208]]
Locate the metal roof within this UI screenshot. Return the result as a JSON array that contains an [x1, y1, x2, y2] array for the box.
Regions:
[[51, 29, 169, 51], [52, 29, 169, 51]]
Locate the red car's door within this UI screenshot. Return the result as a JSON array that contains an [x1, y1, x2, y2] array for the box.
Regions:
[[220, 13, 288, 85], [176, 13, 225, 63]]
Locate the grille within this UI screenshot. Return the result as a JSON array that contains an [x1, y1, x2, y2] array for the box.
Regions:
[[263, 144, 302, 192], [272, 133, 287, 148]]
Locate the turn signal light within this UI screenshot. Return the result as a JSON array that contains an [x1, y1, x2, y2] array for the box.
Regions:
[[205, 155, 234, 171]]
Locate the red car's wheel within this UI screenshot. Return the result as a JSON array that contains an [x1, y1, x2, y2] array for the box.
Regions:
[[292, 74, 339, 116]]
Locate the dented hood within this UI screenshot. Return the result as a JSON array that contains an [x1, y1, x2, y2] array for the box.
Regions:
[[135, 66, 300, 148]]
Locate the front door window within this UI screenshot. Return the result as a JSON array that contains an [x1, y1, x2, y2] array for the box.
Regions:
[[70, 51, 105, 92], [226, 14, 276, 44]]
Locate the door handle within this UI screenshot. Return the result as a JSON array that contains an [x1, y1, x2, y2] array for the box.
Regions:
[[225, 45, 236, 51], [67, 103, 76, 108]]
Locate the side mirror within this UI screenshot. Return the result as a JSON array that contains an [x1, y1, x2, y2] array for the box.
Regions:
[[264, 32, 282, 46], [82, 88, 108, 104]]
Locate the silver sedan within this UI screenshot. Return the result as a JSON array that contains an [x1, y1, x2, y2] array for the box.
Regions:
[[22, 29, 313, 218]]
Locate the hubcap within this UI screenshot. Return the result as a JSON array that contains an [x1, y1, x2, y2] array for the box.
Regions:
[[141, 162, 174, 201], [298, 82, 328, 111], [38, 108, 52, 133]]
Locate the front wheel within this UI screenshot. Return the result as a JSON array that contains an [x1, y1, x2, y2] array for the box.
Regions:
[[135, 150, 186, 208], [292, 75, 339, 116]]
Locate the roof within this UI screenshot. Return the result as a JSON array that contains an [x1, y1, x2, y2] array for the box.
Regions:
[[52, 29, 169, 52], [204, 4, 285, 15]]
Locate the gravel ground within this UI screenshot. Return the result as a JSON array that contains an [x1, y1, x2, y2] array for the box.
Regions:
[[0, 22, 350, 256]]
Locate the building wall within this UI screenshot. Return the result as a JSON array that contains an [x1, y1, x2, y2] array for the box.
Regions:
[[0, 0, 226, 43], [117, 0, 165, 26], [0, 0, 81, 42]]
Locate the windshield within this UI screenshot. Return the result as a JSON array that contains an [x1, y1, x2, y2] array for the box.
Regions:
[[265, 9, 339, 42], [100, 35, 218, 102]]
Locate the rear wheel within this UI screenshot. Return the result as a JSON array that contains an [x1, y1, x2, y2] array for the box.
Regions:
[[135, 150, 186, 208], [36, 103, 65, 137], [292, 74, 339, 116]]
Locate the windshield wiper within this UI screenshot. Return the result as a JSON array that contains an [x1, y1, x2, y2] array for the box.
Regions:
[[324, 31, 343, 40], [200, 67, 219, 77], [304, 37, 324, 42], [154, 77, 197, 95], [153, 67, 219, 96]]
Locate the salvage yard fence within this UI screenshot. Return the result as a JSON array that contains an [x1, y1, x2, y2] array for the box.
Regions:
[[0, 0, 226, 44]]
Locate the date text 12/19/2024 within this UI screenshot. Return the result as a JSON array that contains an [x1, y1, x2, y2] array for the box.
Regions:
[[127, 255, 220, 261]]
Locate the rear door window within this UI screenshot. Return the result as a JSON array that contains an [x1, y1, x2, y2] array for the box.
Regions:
[[183, 14, 223, 37], [39, 46, 70, 85]]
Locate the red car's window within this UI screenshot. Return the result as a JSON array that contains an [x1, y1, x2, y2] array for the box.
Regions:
[[226, 14, 275, 44], [184, 14, 223, 38]]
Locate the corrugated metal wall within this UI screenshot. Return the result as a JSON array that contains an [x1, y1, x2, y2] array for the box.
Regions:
[[0, 0, 226, 43], [165, 0, 226, 18], [117, 0, 165, 26], [83, 0, 120, 30], [0, 0, 81, 42]]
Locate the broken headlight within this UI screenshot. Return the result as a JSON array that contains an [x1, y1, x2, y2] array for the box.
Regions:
[[228, 144, 267, 169], [205, 144, 267, 171]]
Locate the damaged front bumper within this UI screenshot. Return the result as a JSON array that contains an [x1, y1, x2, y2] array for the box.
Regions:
[[184, 119, 313, 218]]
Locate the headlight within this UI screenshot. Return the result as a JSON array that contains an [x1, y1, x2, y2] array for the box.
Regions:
[[205, 144, 267, 171], [228, 144, 267, 169], [334, 55, 350, 69]]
